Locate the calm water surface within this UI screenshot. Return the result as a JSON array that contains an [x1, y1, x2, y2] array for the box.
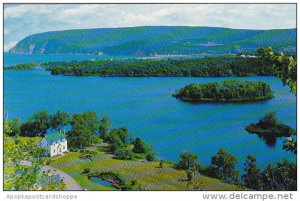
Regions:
[[89, 177, 116, 190], [4, 55, 296, 174], [4, 52, 206, 67]]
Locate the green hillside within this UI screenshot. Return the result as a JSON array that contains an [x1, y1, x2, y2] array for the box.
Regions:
[[50, 150, 241, 190], [10, 26, 296, 56]]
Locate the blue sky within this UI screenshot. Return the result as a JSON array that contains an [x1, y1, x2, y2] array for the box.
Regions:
[[4, 4, 296, 51]]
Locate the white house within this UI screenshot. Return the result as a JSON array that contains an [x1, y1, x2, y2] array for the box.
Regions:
[[37, 132, 68, 157], [241, 54, 257, 59]]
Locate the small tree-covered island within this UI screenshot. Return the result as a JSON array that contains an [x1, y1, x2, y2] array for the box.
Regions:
[[173, 80, 274, 103], [246, 112, 296, 137]]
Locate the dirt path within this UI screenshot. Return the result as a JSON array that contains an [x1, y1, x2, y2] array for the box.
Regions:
[[20, 160, 82, 190], [41, 165, 82, 190]]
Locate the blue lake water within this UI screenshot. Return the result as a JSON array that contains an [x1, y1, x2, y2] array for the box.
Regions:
[[3, 52, 206, 67], [89, 177, 116, 189], [3, 52, 134, 67], [4, 54, 296, 175]]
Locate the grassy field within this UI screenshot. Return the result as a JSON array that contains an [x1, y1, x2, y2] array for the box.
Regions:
[[50, 149, 240, 191]]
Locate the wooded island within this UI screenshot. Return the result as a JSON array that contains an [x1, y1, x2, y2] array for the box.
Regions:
[[6, 56, 274, 77], [245, 112, 295, 137], [173, 80, 274, 103]]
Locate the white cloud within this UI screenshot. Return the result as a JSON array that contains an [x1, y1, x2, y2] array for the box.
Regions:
[[60, 4, 113, 16], [4, 4, 296, 51], [4, 4, 54, 18], [4, 28, 9, 35], [4, 41, 18, 52]]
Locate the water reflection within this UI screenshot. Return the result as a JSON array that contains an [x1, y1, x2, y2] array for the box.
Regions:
[[256, 133, 279, 147], [252, 132, 291, 148]]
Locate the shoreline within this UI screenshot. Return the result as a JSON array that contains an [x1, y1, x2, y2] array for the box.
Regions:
[[174, 96, 274, 104]]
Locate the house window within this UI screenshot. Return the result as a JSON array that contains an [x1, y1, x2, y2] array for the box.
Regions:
[[63, 146, 65, 150]]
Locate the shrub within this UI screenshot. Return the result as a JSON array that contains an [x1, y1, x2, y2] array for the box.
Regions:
[[114, 149, 133, 160], [79, 154, 93, 161], [195, 162, 207, 174], [146, 151, 155, 161], [84, 150, 97, 155], [177, 152, 198, 170], [159, 161, 164, 168], [69, 147, 78, 152], [43, 159, 51, 165], [121, 180, 142, 191], [186, 170, 195, 182], [82, 168, 90, 174], [79, 150, 97, 160]]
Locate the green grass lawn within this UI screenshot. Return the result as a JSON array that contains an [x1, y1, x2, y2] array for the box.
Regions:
[[50, 151, 240, 191]]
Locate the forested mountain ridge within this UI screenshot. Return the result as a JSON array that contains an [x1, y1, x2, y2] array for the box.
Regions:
[[9, 26, 296, 55]]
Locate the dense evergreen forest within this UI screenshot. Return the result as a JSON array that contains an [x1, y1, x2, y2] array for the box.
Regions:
[[43, 56, 274, 77], [1, 56, 271, 76], [173, 80, 274, 103]]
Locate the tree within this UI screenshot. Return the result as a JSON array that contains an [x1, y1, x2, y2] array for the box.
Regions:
[[20, 111, 51, 137], [47, 56, 274, 77], [283, 138, 297, 155], [20, 121, 40, 137], [4, 133, 65, 190], [258, 46, 297, 155], [106, 127, 132, 153], [132, 137, 154, 161], [5, 118, 22, 137], [260, 160, 296, 190], [245, 112, 295, 140], [114, 149, 133, 160], [209, 148, 239, 183], [242, 155, 262, 190], [49, 110, 70, 132], [31, 111, 50, 136], [109, 135, 126, 153], [4, 120, 12, 137], [67, 112, 99, 149], [257, 46, 296, 94], [99, 115, 111, 140], [177, 152, 198, 170], [146, 151, 155, 161], [115, 127, 131, 144], [259, 112, 277, 127], [132, 137, 147, 154]]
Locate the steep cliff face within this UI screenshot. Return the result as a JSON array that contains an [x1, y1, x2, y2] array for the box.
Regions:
[[9, 26, 296, 55]]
